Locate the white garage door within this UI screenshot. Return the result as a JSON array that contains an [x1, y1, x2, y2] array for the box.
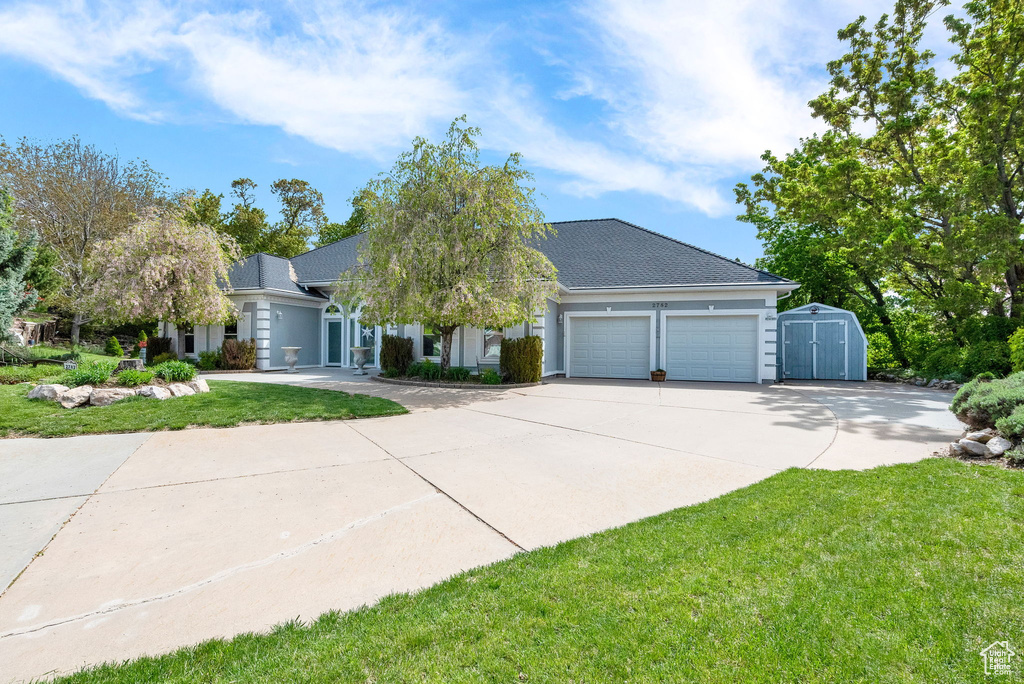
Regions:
[[665, 315, 758, 382], [569, 316, 650, 379]]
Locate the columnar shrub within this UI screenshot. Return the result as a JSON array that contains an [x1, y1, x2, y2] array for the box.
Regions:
[[104, 336, 124, 357], [221, 338, 256, 370], [147, 336, 173, 359], [499, 335, 542, 383], [380, 335, 414, 374]]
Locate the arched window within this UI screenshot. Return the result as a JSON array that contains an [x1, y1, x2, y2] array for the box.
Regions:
[[325, 303, 342, 315]]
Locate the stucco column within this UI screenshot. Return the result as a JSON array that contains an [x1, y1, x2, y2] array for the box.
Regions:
[[255, 301, 271, 371]]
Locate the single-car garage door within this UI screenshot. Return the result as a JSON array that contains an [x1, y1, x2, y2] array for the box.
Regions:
[[665, 315, 757, 382], [569, 316, 650, 379]]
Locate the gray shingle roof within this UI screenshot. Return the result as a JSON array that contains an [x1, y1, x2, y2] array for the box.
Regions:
[[226, 219, 790, 293], [226, 253, 325, 299], [539, 219, 790, 289]]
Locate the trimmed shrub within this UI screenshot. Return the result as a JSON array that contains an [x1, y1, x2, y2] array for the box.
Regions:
[[961, 340, 1011, 378], [150, 351, 178, 365], [62, 360, 117, 387], [197, 349, 220, 371], [104, 336, 124, 357], [137, 330, 148, 343], [1010, 328, 1024, 373], [221, 338, 256, 370], [445, 366, 471, 382], [153, 360, 198, 382], [480, 368, 501, 385], [499, 335, 542, 383], [950, 371, 1024, 429], [380, 335, 414, 374], [117, 369, 154, 387], [146, 336, 173, 360]]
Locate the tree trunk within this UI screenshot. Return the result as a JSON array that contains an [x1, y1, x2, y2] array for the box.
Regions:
[[1007, 264, 1024, 319], [857, 272, 909, 368], [70, 312, 84, 346], [176, 325, 187, 360], [439, 325, 458, 371]]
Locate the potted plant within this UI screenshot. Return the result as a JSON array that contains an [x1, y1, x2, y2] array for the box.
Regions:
[[651, 368, 667, 382]]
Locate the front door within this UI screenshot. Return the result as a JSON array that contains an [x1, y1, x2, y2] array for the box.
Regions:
[[327, 320, 343, 365]]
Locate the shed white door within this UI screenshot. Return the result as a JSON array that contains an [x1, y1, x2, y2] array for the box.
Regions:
[[665, 315, 758, 382], [569, 316, 650, 379]]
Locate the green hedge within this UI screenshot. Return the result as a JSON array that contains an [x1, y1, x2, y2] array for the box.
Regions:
[[380, 335, 414, 374], [499, 335, 542, 384], [950, 372, 1024, 429]]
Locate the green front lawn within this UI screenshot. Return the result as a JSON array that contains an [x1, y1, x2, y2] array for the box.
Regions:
[[0, 381, 406, 437], [58, 458, 1024, 683]]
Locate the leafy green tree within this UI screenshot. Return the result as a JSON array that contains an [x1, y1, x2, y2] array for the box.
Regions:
[[0, 189, 36, 342], [316, 192, 368, 246], [221, 178, 271, 257], [265, 178, 325, 257], [181, 189, 225, 231], [24, 245, 61, 303], [338, 118, 557, 370], [0, 136, 165, 343], [738, 0, 1024, 358]]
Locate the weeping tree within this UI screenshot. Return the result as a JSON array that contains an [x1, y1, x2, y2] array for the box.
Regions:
[[337, 118, 557, 370], [92, 204, 240, 357]]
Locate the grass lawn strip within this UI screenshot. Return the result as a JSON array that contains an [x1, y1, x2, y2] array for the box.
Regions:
[[55, 458, 1024, 683], [0, 380, 406, 437]]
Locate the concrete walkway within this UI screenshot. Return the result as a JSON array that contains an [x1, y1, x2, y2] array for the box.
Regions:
[[0, 374, 963, 682]]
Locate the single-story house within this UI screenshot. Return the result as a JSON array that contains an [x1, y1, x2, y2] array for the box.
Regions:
[[162, 218, 799, 383]]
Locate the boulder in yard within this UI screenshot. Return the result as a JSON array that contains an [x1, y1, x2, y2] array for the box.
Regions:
[[965, 429, 997, 443], [27, 384, 68, 401], [57, 385, 93, 409], [89, 388, 137, 407], [167, 383, 196, 398], [987, 436, 1013, 458], [114, 359, 145, 374], [136, 385, 171, 400], [959, 438, 993, 458], [187, 378, 210, 394], [949, 441, 967, 457]]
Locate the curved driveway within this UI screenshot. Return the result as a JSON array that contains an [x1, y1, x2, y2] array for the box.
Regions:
[[0, 374, 962, 682]]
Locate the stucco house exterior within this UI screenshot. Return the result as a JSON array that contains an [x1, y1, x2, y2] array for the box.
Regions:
[[164, 218, 799, 383]]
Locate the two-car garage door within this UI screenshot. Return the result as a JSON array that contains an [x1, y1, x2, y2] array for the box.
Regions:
[[568, 314, 758, 382]]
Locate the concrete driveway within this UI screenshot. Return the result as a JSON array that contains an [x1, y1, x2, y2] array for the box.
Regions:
[[0, 374, 962, 682]]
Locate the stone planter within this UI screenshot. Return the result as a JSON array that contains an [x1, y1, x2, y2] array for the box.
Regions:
[[281, 346, 302, 373], [351, 347, 372, 375], [651, 369, 667, 382]]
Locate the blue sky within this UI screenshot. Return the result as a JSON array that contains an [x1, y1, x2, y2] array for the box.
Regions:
[[0, 0, 944, 264]]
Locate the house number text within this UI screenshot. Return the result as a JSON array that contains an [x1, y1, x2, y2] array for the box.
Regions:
[[651, 302, 669, 308]]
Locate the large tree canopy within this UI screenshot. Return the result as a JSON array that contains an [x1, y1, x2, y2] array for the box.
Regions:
[[0, 136, 166, 343], [92, 205, 239, 357], [738, 0, 1024, 368], [338, 118, 557, 370]]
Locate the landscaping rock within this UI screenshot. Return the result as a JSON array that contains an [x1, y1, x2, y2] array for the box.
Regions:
[[136, 385, 171, 400], [114, 359, 145, 373], [57, 385, 93, 409], [26, 384, 68, 401], [987, 436, 1013, 457], [167, 383, 196, 398], [959, 438, 993, 458], [89, 388, 137, 407], [187, 378, 210, 394], [966, 429, 997, 443], [949, 441, 967, 457]]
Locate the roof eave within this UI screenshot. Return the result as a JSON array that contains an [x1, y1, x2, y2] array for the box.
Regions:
[[563, 282, 799, 293]]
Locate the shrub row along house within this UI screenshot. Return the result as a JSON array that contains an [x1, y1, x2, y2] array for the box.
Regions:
[[164, 219, 799, 383]]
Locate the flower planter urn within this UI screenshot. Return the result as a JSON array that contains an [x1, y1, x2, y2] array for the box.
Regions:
[[281, 346, 302, 373], [351, 346, 372, 375], [651, 369, 667, 382]]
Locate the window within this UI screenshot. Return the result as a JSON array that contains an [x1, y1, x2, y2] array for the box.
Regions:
[[483, 327, 503, 358], [422, 325, 441, 357], [183, 325, 195, 355], [224, 322, 237, 341]]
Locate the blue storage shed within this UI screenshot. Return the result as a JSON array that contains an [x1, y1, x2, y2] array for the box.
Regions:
[[777, 303, 868, 381]]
